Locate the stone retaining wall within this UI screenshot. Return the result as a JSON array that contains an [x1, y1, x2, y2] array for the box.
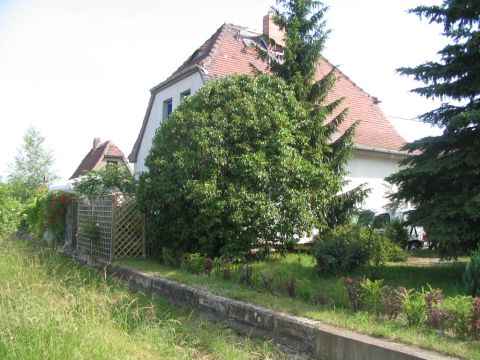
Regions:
[[72, 253, 455, 360]]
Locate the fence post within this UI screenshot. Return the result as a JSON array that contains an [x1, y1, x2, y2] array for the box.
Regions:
[[142, 214, 146, 258], [90, 197, 94, 256], [76, 200, 81, 254], [110, 194, 117, 261]]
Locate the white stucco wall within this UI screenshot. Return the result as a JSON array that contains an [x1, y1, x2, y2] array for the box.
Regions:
[[345, 149, 406, 212], [134, 71, 204, 174]]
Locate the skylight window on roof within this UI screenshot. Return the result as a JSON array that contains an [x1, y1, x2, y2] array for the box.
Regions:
[[239, 29, 262, 38], [242, 38, 255, 48], [242, 37, 266, 51], [187, 49, 203, 63]]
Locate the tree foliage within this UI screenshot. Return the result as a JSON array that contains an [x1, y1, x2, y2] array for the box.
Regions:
[[138, 75, 339, 258], [0, 183, 22, 238], [387, 0, 480, 257], [8, 127, 57, 202], [22, 188, 49, 238], [73, 166, 136, 197], [255, 0, 368, 228]]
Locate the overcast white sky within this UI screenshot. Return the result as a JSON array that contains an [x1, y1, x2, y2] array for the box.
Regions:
[[0, 0, 445, 181]]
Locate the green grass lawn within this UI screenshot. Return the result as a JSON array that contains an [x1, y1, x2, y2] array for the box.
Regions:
[[0, 239, 301, 360], [407, 248, 442, 258], [118, 253, 480, 360]]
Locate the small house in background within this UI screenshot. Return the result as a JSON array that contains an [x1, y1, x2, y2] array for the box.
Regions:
[[70, 138, 132, 179]]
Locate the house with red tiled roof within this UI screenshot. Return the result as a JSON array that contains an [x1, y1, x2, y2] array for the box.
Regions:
[[129, 14, 407, 211], [70, 138, 132, 179]]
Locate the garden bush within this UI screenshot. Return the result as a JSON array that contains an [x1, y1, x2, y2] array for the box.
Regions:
[[385, 218, 409, 249], [378, 235, 408, 262], [137, 75, 341, 259], [0, 183, 22, 238], [344, 276, 366, 312], [161, 247, 181, 268], [73, 167, 136, 197], [464, 247, 480, 296], [360, 278, 384, 314], [380, 286, 405, 319], [472, 297, 480, 337], [22, 188, 48, 238], [314, 223, 406, 275], [314, 224, 371, 274], [442, 295, 474, 337], [23, 191, 74, 246], [181, 253, 206, 275], [424, 286, 451, 330], [426, 305, 452, 330], [401, 288, 427, 327]]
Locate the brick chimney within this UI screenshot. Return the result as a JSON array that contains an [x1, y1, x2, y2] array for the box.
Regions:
[[93, 138, 101, 151], [263, 12, 285, 47]]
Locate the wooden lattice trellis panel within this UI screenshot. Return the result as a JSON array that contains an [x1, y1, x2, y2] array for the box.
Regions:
[[113, 194, 145, 259], [75, 194, 145, 261], [77, 196, 114, 261]]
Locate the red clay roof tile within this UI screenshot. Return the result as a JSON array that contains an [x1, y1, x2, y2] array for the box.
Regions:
[[174, 23, 406, 152], [130, 22, 406, 163], [70, 140, 127, 179]]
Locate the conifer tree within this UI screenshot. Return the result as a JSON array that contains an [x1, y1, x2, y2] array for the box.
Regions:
[[387, 0, 480, 257], [256, 0, 368, 228]]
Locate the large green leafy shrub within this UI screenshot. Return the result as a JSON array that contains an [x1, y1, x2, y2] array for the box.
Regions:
[[385, 218, 409, 249], [314, 224, 371, 274], [23, 191, 74, 244], [23, 188, 48, 238], [138, 75, 339, 258], [442, 296, 474, 337], [0, 183, 22, 238], [377, 234, 408, 263], [73, 167, 136, 197], [401, 289, 427, 327], [360, 278, 384, 315], [314, 223, 406, 274]]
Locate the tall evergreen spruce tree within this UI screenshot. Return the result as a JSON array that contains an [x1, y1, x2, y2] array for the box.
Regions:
[[387, 1, 480, 257], [256, 0, 368, 228]]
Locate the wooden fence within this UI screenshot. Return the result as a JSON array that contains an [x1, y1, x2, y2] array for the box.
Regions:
[[76, 194, 145, 261], [65, 199, 78, 249]]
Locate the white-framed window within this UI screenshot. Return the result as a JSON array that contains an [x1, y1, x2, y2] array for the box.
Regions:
[[106, 160, 118, 168], [180, 89, 191, 100], [162, 98, 173, 120]]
